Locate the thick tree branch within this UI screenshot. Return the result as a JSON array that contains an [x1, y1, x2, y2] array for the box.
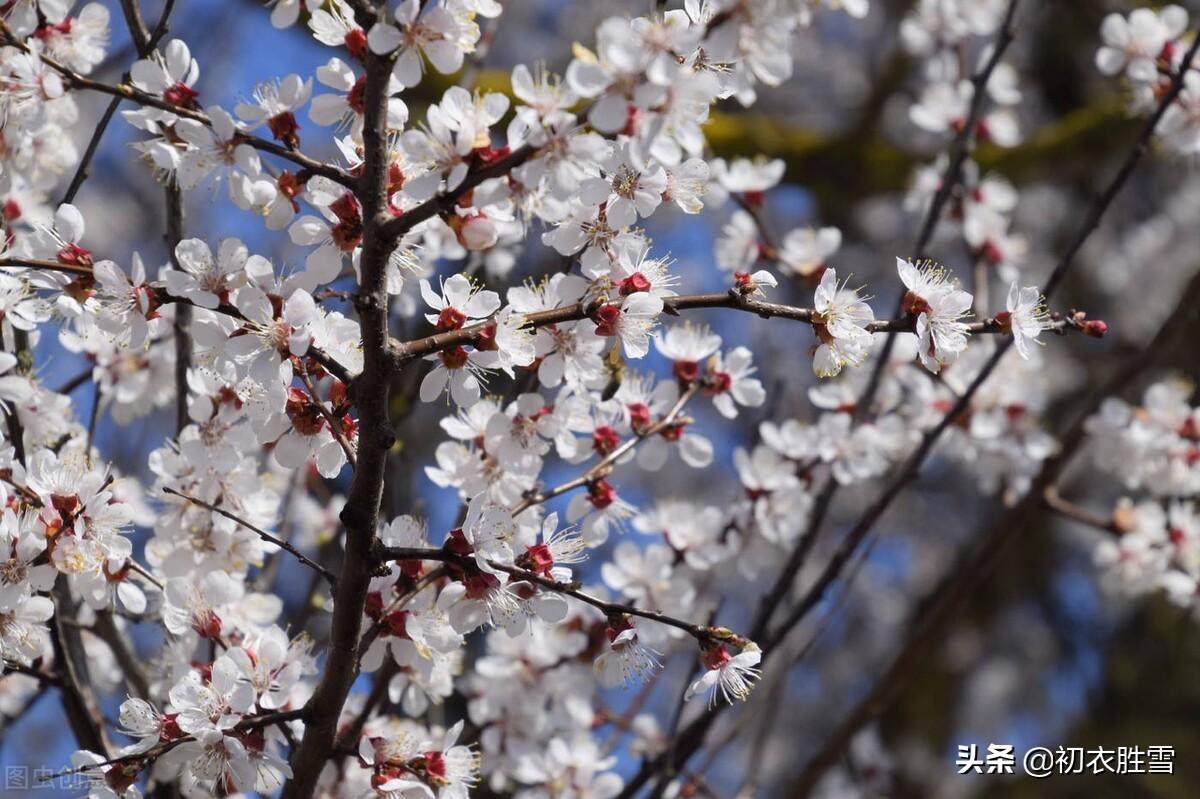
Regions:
[[279, 28, 398, 799]]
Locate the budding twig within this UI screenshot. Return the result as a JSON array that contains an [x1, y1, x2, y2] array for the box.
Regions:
[[0, 257, 357, 386], [0, 20, 354, 188], [391, 287, 1089, 366], [376, 543, 747, 647], [510, 383, 700, 517], [162, 487, 337, 587]]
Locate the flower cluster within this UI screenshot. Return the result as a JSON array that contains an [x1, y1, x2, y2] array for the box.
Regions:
[[1082, 380, 1200, 612], [0, 0, 1164, 797]]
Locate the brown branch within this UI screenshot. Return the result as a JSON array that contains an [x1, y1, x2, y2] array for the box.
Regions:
[[279, 35, 399, 799], [615, 20, 1200, 799], [375, 544, 742, 645], [166, 181, 190, 434], [42, 707, 306, 781], [162, 487, 337, 587], [334, 660, 397, 751], [298, 366, 358, 470], [0, 20, 353, 188], [787, 259, 1200, 795], [392, 287, 1087, 365], [854, 0, 1022, 423], [1042, 486, 1122, 534], [0, 257, 357, 386], [1, 662, 61, 686], [92, 611, 152, 700], [377, 144, 536, 243], [511, 383, 700, 516], [49, 580, 112, 755]]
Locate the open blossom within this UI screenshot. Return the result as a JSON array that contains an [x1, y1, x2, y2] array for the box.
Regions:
[[0, 0, 1146, 794], [595, 617, 662, 687], [1000, 282, 1050, 360], [578, 144, 669, 229], [367, 0, 474, 86], [267, 0, 320, 29], [167, 237, 251, 308], [592, 291, 663, 359], [684, 645, 762, 707], [307, 0, 367, 57], [421, 274, 500, 331], [779, 226, 841, 279], [811, 268, 874, 378], [130, 39, 200, 108], [175, 105, 262, 191], [1095, 6, 1187, 82], [897, 257, 973, 373], [234, 73, 313, 148]]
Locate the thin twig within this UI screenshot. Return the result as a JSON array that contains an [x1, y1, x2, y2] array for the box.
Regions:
[[298, 366, 358, 469], [375, 543, 741, 646], [162, 487, 337, 587], [786, 260, 1200, 794], [510, 384, 700, 516], [615, 19, 1199, 798], [0, 20, 354, 188]]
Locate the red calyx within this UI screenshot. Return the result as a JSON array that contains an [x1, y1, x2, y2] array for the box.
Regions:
[[348, 75, 367, 115], [627, 402, 652, 431], [160, 713, 184, 742], [741, 191, 765, 208], [592, 425, 620, 455], [902, 290, 931, 317], [439, 346, 469, 370], [463, 571, 501, 600], [163, 82, 199, 110], [436, 306, 468, 331], [286, 387, 327, 436], [472, 145, 511, 166], [344, 28, 368, 60], [331, 219, 362, 252], [606, 615, 634, 642], [267, 112, 301, 149], [365, 590, 385, 620], [383, 610, 410, 639], [195, 610, 222, 640], [330, 192, 361, 223], [673, 360, 700, 384], [50, 493, 80, 518], [706, 371, 732, 394], [982, 240, 1004, 265], [588, 479, 617, 509], [593, 303, 622, 337], [618, 272, 652, 296], [57, 242, 93, 267], [445, 529, 474, 557], [423, 751, 447, 780], [524, 543, 555, 577], [701, 645, 731, 670]]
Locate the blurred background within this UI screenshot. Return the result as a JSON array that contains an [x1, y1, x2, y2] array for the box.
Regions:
[[4, 0, 1200, 797]]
